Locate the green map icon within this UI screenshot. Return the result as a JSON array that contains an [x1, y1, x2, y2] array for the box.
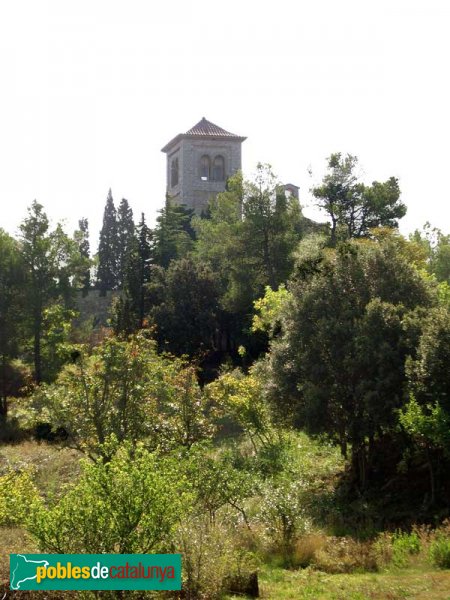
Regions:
[[10, 554, 49, 590]]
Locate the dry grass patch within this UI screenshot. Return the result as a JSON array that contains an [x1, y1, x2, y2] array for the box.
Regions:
[[292, 533, 328, 568], [0, 441, 82, 500], [312, 536, 378, 574]]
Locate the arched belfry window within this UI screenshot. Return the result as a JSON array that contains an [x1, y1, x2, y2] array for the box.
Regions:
[[171, 157, 179, 187], [212, 155, 225, 181], [200, 155, 210, 180]]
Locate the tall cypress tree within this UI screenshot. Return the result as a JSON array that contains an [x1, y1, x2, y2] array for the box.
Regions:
[[136, 213, 153, 327], [117, 198, 135, 288], [97, 189, 119, 295], [111, 213, 153, 334], [75, 218, 91, 296]]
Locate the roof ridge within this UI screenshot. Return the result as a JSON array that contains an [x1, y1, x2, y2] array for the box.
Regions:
[[185, 117, 238, 137], [161, 118, 246, 153]]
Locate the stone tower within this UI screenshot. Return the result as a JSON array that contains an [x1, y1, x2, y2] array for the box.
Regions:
[[161, 117, 246, 214]]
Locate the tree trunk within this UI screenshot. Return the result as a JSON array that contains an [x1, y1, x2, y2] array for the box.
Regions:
[[352, 444, 368, 491]]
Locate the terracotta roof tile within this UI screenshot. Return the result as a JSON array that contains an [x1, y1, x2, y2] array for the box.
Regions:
[[161, 118, 246, 152], [185, 117, 239, 137]]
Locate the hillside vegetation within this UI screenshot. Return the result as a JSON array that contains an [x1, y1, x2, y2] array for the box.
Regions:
[[1, 157, 449, 598]]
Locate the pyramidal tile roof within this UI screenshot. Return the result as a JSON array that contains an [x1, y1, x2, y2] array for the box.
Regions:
[[186, 117, 239, 137], [161, 118, 246, 152]]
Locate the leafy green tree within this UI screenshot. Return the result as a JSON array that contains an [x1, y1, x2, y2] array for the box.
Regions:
[[39, 304, 79, 382], [312, 153, 406, 243], [52, 222, 87, 306], [242, 163, 307, 289], [267, 235, 433, 489], [30, 444, 191, 553], [400, 396, 450, 506], [187, 445, 255, 525], [407, 306, 450, 409], [19, 202, 81, 382], [410, 223, 450, 284], [400, 305, 450, 504], [153, 199, 195, 268], [194, 173, 249, 315], [148, 258, 220, 357], [158, 365, 216, 450], [0, 230, 27, 417], [96, 189, 119, 294], [196, 167, 310, 312], [194, 168, 312, 355], [252, 285, 291, 338], [35, 334, 180, 460], [207, 367, 279, 453], [35, 333, 215, 460]]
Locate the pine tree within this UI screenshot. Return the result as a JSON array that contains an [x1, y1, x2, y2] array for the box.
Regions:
[[153, 199, 195, 268], [117, 198, 135, 288], [97, 189, 119, 295]]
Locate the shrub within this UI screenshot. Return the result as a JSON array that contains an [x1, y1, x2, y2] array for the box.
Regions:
[[430, 535, 450, 569], [391, 531, 421, 567], [0, 469, 41, 526], [177, 516, 259, 599], [257, 475, 315, 567], [34, 334, 214, 461], [187, 445, 256, 526], [29, 444, 192, 553]]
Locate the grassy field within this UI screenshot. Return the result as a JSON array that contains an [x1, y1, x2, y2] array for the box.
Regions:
[[250, 565, 450, 599], [2, 441, 450, 600]]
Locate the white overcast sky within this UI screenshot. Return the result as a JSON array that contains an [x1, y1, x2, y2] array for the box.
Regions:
[[0, 0, 449, 249]]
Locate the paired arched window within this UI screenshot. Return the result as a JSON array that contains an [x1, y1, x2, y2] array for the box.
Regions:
[[212, 155, 225, 181], [199, 154, 226, 181], [171, 157, 179, 187], [200, 155, 210, 180]]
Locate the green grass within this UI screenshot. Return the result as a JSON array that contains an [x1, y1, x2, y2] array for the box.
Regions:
[[2, 438, 450, 599], [228, 565, 450, 599]]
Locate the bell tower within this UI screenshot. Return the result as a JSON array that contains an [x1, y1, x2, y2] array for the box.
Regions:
[[161, 117, 246, 214]]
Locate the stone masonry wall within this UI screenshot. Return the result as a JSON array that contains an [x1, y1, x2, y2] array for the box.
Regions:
[[166, 137, 242, 213]]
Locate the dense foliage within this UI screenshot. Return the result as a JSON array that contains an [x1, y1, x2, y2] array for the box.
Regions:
[[1, 155, 449, 598], [266, 233, 435, 489]]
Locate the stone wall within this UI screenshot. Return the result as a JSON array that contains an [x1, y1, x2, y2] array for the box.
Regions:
[[166, 137, 242, 213]]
